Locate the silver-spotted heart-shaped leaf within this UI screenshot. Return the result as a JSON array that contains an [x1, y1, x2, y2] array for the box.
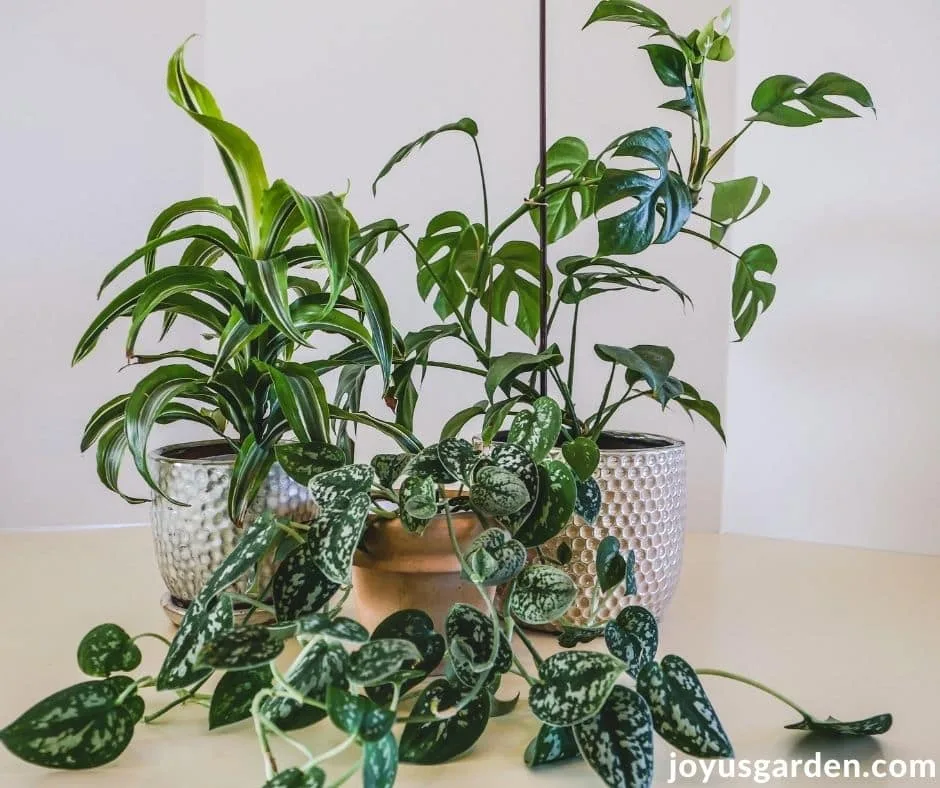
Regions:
[[445, 604, 512, 687], [260, 766, 326, 788], [507, 397, 563, 463], [76, 623, 142, 677], [596, 535, 627, 593], [309, 464, 375, 510], [399, 678, 490, 764], [604, 606, 658, 677], [524, 723, 582, 768], [637, 655, 733, 758], [363, 731, 398, 788], [326, 686, 395, 742], [273, 544, 339, 622], [470, 466, 531, 517], [275, 442, 346, 486], [573, 684, 654, 788], [296, 614, 369, 643], [510, 564, 577, 625], [489, 442, 540, 529], [575, 477, 603, 525], [156, 595, 234, 691], [0, 676, 143, 769], [307, 491, 372, 584], [405, 445, 457, 484], [784, 713, 892, 736], [529, 651, 625, 726], [399, 474, 437, 533], [558, 624, 606, 648], [515, 460, 577, 548], [624, 549, 637, 595], [437, 437, 479, 482], [366, 610, 445, 705], [200, 512, 280, 602], [261, 640, 348, 731], [348, 638, 422, 686], [370, 453, 412, 489], [463, 528, 526, 586], [198, 625, 285, 671], [208, 666, 271, 730]]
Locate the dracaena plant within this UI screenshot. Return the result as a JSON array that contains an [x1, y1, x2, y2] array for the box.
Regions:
[[73, 41, 409, 523], [1, 398, 892, 787]]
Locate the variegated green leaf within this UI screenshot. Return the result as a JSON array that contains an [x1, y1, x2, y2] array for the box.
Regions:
[[507, 397, 562, 463], [437, 438, 479, 483], [265, 362, 330, 445], [489, 442, 539, 529], [156, 596, 234, 691], [625, 549, 638, 595], [510, 564, 577, 625], [261, 640, 348, 731], [485, 345, 563, 400], [296, 614, 369, 644], [529, 651, 625, 727], [198, 625, 284, 671], [329, 406, 422, 453], [348, 259, 393, 382], [307, 491, 372, 584], [366, 610, 445, 705], [557, 624, 606, 649], [261, 766, 326, 788], [237, 254, 311, 347], [481, 397, 523, 442], [399, 474, 437, 533], [636, 655, 733, 757], [597, 535, 627, 593], [0, 676, 143, 770], [470, 465, 530, 518], [228, 436, 276, 525], [440, 401, 487, 440], [363, 731, 398, 788], [94, 422, 147, 504], [370, 453, 412, 489], [348, 639, 422, 686], [273, 544, 339, 622], [574, 685, 654, 788], [308, 464, 375, 509], [326, 686, 395, 742], [562, 437, 601, 481], [274, 442, 346, 487], [525, 723, 582, 768], [200, 512, 280, 602], [575, 477, 603, 525], [604, 607, 658, 678], [445, 604, 512, 687], [514, 460, 577, 548], [399, 678, 490, 765], [406, 444, 457, 484], [76, 624, 141, 678], [463, 529, 526, 586], [208, 666, 271, 729], [784, 713, 892, 736]]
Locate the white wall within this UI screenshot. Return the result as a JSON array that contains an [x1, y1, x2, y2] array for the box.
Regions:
[[722, 0, 940, 553], [0, 1, 207, 528]]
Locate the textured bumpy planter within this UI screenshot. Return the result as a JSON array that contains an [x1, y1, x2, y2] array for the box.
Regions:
[[149, 440, 316, 621], [352, 513, 489, 635], [546, 432, 687, 625]]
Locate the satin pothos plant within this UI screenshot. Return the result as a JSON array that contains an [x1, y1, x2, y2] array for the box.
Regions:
[[1, 398, 891, 788], [73, 41, 412, 523]]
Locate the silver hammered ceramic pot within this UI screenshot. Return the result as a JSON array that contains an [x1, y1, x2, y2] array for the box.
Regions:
[[149, 440, 316, 622], [545, 432, 687, 625]]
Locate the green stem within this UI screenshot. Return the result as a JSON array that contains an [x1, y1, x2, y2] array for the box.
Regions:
[[590, 390, 645, 438], [251, 690, 278, 780], [116, 676, 153, 705], [513, 626, 544, 669], [132, 632, 172, 648], [144, 675, 211, 723], [592, 364, 617, 433], [308, 733, 357, 768], [695, 669, 810, 717], [425, 360, 486, 378], [549, 367, 580, 430], [472, 137, 490, 233], [489, 177, 600, 246], [679, 227, 740, 258], [327, 758, 364, 788], [566, 301, 579, 397], [704, 121, 755, 179], [226, 593, 275, 614]]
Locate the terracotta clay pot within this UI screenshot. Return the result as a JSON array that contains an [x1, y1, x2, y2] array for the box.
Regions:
[[352, 512, 490, 634]]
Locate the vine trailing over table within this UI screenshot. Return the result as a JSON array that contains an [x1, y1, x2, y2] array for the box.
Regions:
[[1, 400, 892, 787]]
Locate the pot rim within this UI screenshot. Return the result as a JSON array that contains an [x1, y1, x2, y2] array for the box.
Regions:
[[593, 431, 685, 454], [149, 439, 238, 466]]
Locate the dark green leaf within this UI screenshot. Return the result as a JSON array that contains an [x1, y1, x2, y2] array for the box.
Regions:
[[441, 401, 487, 440], [575, 477, 603, 525], [366, 610, 445, 705], [0, 676, 142, 770], [261, 641, 348, 731], [373, 117, 478, 194], [406, 445, 457, 484], [489, 691, 520, 718], [525, 724, 582, 768], [363, 732, 398, 788], [485, 345, 563, 400], [557, 255, 691, 308], [437, 438, 479, 483], [637, 655, 733, 757], [445, 604, 512, 687], [348, 259, 393, 382], [529, 651, 625, 726], [507, 397, 562, 463], [481, 397, 523, 442], [348, 639, 422, 686], [596, 535, 626, 593], [732, 243, 777, 340], [76, 624, 141, 677], [556, 541, 572, 565], [531, 137, 601, 243], [275, 442, 346, 486], [415, 211, 484, 320], [562, 437, 600, 481], [260, 767, 325, 788], [328, 406, 422, 453], [573, 685, 654, 788], [749, 72, 875, 126], [583, 0, 671, 33], [595, 344, 675, 400], [209, 666, 271, 729], [784, 713, 892, 736], [198, 625, 285, 670], [514, 460, 577, 548], [370, 453, 412, 489], [604, 606, 658, 677], [673, 390, 726, 442], [557, 624, 606, 648], [156, 596, 234, 691], [481, 240, 549, 340], [596, 127, 691, 256], [641, 44, 687, 88], [510, 564, 577, 625], [296, 614, 369, 644], [399, 678, 490, 764], [228, 437, 276, 526]]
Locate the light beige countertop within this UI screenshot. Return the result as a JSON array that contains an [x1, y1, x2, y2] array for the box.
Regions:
[[1, 527, 937, 787]]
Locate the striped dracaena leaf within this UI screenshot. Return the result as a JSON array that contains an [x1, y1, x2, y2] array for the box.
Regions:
[[398, 677, 490, 765], [463, 528, 526, 586], [144, 197, 249, 268], [156, 595, 234, 691], [348, 639, 423, 686], [470, 465, 531, 518], [509, 564, 577, 625], [265, 362, 330, 445], [237, 254, 311, 349], [285, 187, 351, 312], [604, 606, 658, 677], [307, 490, 373, 584], [198, 625, 285, 671], [81, 394, 131, 452], [525, 723, 582, 768], [95, 422, 147, 504], [636, 655, 733, 758], [228, 435, 276, 525], [97, 224, 243, 296], [273, 544, 339, 622], [0, 676, 144, 770], [328, 406, 423, 454], [157, 292, 228, 338], [167, 40, 268, 251], [348, 259, 393, 383], [260, 179, 305, 257], [514, 460, 577, 548], [214, 306, 267, 373], [573, 685, 655, 788], [529, 651, 625, 727], [76, 624, 142, 677], [261, 640, 349, 731]]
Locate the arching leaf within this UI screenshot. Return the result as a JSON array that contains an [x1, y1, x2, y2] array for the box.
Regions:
[[373, 118, 479, 194]]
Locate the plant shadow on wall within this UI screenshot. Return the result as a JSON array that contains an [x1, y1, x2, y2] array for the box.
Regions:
[[1, 4, 887, 788]]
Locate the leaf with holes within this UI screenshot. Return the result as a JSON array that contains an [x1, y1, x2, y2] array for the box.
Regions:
[[0, 676, 144, 770], [732, 244, 777, 340], [399, 474, 438, 534], [209, 666, 271, 729], [595, 344, 675, 402], [363, 731, 398, 788], [783, 713, 892, 737], [274, 443, 345, 487], [470, 466, 531, 518], [489, 443, 539, 530], [437, 438, 479, 483], [156, 596, 234, 691], [709, 177, 771, 246], [307, 491, 372, 584], [296, 614, 369, 644], [76, 624, 142, 677], [370, 454, 412, 490], [749, 72, 875, 127], [198, 625, 284, 671], [596, 535, 627, 593], [510, 564, 577, 625], [605, 607, 658, 678], [463, 529, 526, 586], [574, 685, 655, 788], [485, 345, 563, 400], [596, 127, 691, 256], [557, 255, 691, 308], [445, 604, 512, 687], [531, 137, 602, 243], [273, 544, 339, 622], [399, 678, 491, 764], [348, 639, 422, 687], [414, 211, 484, 320], [529, 651, 625, 726], [525, 723, 582, 768], [481, 241, 549, 341], [575, 477, 602, 525], [507, 397, 562, 463], [637, 655, 733, 757], [514, 460, 577, 548], [366, 610, 445, 705], [261, 640, 349, 731], [562, 437, 600, 482]]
